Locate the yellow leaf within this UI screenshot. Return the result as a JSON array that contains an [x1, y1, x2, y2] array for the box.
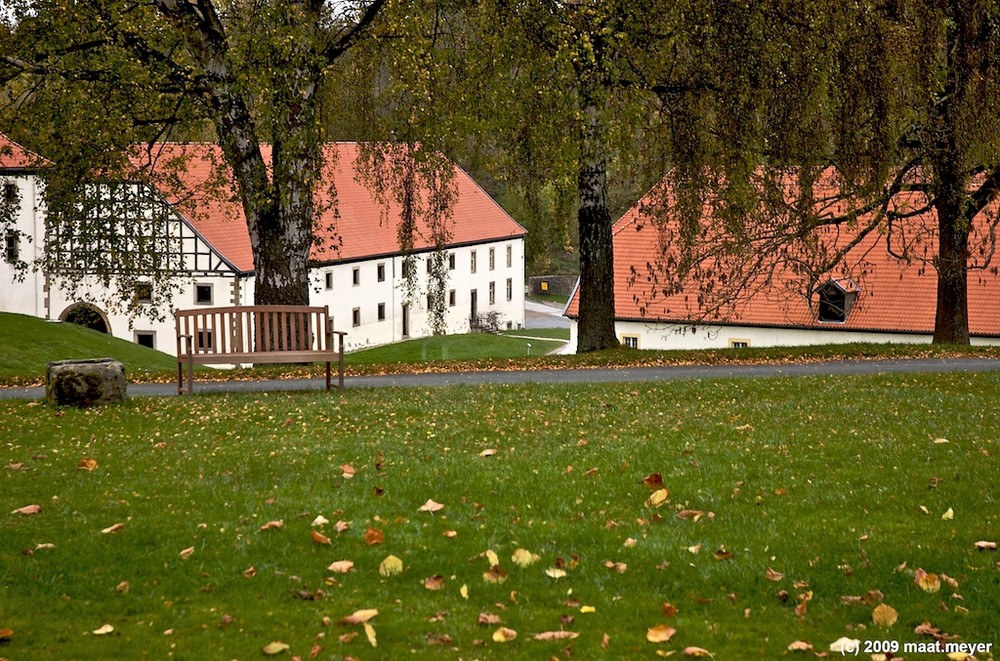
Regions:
[[580, 605, 596, 613], [479, 448, 497, 457], [512, 548, 541, 567], [77, 458, 98, 471], [340, 609, 378, 625], [914, 568, 941, 593], [379, 555, 403, 577], [545, 567, 567, 579], [101, 522, 125, 534], [262, 641, 290, 655], [646, 624, 676, 643], [178, 546, 194, 559], [311, 515, 329, 527], [646, 489, 669, 508], [872, 603, 898, 627], [485, 549, 500, 566], [460, 584, 469, 599], [941, 507, 954, 520], [492, 627, 517, 642], [364, 622, 377, 647], [92, 624, 114, 635]]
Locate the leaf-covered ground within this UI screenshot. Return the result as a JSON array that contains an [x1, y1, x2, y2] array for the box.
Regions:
[[1, 372, 998, 659]]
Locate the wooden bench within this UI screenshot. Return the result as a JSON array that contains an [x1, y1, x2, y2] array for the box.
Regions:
[[175, 305, 347, 395]]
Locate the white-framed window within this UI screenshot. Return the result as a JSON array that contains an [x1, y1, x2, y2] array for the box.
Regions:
[[449, 289, 456, 307], [448, 253, 456, 270], [325, 272, 333, 290], [377, 263, 386, 282], [4, 231, 18, 263], [506, 278, 513, 301], [134, 330, 155, 349], [489, 281, 496, 305], [622, 335, 639, 349], [352, 307, 361, 326], [489, 247, 495, 271], [470, 250, 477, 273], [506, 244, 512, 268], [377, 302, 386, 321], [352, 267, 361, 286], [729, 339, 750, 348], [195, 283, 213, 305]]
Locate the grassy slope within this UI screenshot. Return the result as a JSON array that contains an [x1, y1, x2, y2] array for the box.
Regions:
[[1, 373, 997, 658], [0, 312, 178, 384]]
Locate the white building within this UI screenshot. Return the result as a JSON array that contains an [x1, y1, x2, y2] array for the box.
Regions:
[[565, 173, 1000, 349], [0, 136, 527, 353]]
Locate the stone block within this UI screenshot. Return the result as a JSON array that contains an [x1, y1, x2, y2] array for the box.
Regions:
[[46, 358, 127, 407]]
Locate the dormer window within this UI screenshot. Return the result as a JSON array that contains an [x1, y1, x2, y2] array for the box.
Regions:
[[817, 279, 858, 323]]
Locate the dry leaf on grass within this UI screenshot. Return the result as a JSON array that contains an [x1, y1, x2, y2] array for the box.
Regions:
[[77, 458, 98, 471], [340, 608, 378, 625], [915, 568, 941, 593], [11, 504, 41, 515], [101, 522, 125, 534], [873, 603, 898, 627], [260, 520, 283, 531], [419, 499, 444, 513], [379, 555, 403, 577], [492, 627, 517, 642], [423, 575, 445, 590], [262, 641, 290, 655], [92, 624, 114, 635], [327, 560, 354, 573], [511, 548, 540, 567], [646, 624, 676, 643], [534, 631, 579, 641], [310, 530, 332, 545]]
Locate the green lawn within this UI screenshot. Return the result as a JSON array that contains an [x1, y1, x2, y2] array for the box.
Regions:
[[2, 373, 998, 658]]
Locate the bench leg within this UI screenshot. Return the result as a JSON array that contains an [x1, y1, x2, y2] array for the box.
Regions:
[[177, 361, 183, 395], [325, 361, 331, 390], [186, 356, 194, 395]]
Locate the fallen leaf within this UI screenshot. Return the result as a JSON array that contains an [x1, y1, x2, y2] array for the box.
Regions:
[[646, 624, 676, 643], [178, 546, 195, 559], [423, 575, 445, 590], [311, 515, 329, 527], [460, 584, 469, 599], [92, 624, 114, 635], [483, 565, 508, 583], [829, 637, 860, 653], [492, 627, 517, 642], [872, 603, 898, 627], [941, 507, 954, 521], [478, 612, 502, 625], [646, 489, 669, 508], [915, 568, 941, 593], [580, 605, 596, 613], [643, 473, 664, 489], [764, 567, 784, 582], [364, 528, 384, 545], [379, 555, 403, 577], [485, 549, 500, 566], [115, 580, 130, 593], [340, 464, 356, 479], [662, 603, 679, 617], [12, 504, 41, 515], [683, 646, 714, 657], [443, 529, 458, 538], [77, 458, 98, 471], [327, 560, 354, 573], [260, 520, 283, 531], [310, 530, 332, 545], [0, 628, 12, 641], [101, 522, 125, 534], [338, 632, 359, 643], [677, 509, 703, 521], [534, 631, 580, 641], [419, 499, 444, 513], [602, 633, 611, 648], [364, 622, 377, 647], [479, 448, 497, 457], [687, 543, 702, 554], [511, 548, 540, 567], [262, 641, 290, 655], [974, 540, 997, 550], [340, 609, 378, 625], [545, 567, 567, 579], [713, 548, 734, 561], [334, 519, 351, 533], [243, 565, 256, 578], [787, 640, 813, 652], [604, 560, 627, 573]]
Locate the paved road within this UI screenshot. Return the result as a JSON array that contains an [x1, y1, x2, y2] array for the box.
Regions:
[[4, 357, 999, 400]]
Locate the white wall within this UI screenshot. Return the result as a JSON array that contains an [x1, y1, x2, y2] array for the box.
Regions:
[[0, 174, 46, 318], [567, 318, 1000, 351]]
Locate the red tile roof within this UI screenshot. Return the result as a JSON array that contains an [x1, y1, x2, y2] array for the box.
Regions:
[[0, 134, 48, 169], [129, 143, 525, 273], [566, 175, 1000, 337]]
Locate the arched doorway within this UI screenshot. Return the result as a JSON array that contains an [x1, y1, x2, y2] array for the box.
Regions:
[[60, 303, 111, 335]]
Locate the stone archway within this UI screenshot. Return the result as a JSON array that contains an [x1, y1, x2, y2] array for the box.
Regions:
[[60, 303, 111, 335]]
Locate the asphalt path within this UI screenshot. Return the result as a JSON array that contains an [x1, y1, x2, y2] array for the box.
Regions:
[[3, 357, 999, 400]]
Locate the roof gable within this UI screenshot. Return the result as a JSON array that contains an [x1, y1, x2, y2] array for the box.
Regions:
[[129, 143, 525, 273], [567, 172, 1000, 337], [0, 134, 48, 170]]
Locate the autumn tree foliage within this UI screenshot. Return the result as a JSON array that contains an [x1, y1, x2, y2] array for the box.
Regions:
[[1, 0, 388, 308]]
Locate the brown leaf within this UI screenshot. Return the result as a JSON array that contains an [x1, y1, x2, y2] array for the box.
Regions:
[[340, 464, 356, 479], [12, 504, 41, 515], [533, 631, 579, 641], [492, 627, 517, 642], [310, 530, 332, 545], [646, 624, 676, 643], [974, 540, 997, 551], [334, 520, 351, 533], [603, 560, 627, 573], [364, 528, 384, 545], [178, 546, 195, 559], [683, 646, 714, 657], [787, 640, 813, 652], [662, 603, 679, 617], [915, 568, 941, 593], [645, 489, 669, 508], [260, 520, 283, 531], [101, 522, 125, 534], [643, 473, 664, 490], [0, 628, 13, 641], [327, 560, 354, 574], [764, 567, 784, 582], [423, 575, 445, 591], [677, 509, 703, 521], [713, 548, 734, 560], [77, 458, 98, 471], [483, 565, 508, 584], [478, 612, 502, 625], [601, 633, 611, 648]]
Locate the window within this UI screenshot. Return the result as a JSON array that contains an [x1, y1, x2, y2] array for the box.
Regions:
[[4, 231, 19, 263], [426, 293, 434, 311], [377, 302, 386, 321], [489, 248, 495, 271], [470, 250, 477, 273], [402, 258, 412, 279], [195, 284, 213, 305], [449, 289, 456, 307], [506, 245, 512, 268], [352, 267, 361, 286], [622, 335, 639, 349], [325, 272, 333, 290], [448, 253, 456, 270], [817, 280, 856, 323], [729, 339, 750, 349], [426, 258, 433, 274], [352, 307, 361, 327], [506, 278, 513, 302], [489, 281, 496, 305], [134, 331, 155, 349], [134, 282, 153, 305], [377, 263, 386, 282]]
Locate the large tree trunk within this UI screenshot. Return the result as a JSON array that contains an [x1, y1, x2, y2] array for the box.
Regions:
[[932, 186, 971, 344], [576, 99, 619, 353]]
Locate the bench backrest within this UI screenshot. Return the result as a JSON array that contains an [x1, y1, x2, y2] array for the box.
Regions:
[[175, 305, 334, 356]]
